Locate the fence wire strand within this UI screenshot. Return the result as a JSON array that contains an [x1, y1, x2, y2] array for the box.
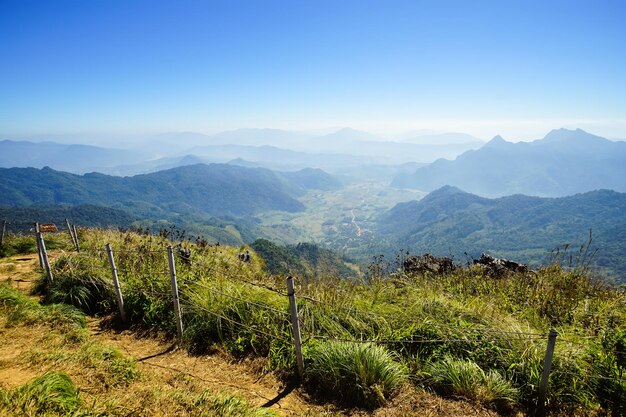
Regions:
[[180, 299, 291, 344], [179, 255, 288, 296], [182, 279, 290, 317]]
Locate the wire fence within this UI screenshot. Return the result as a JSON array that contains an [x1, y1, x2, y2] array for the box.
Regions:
[[31, 236, 626, 393]]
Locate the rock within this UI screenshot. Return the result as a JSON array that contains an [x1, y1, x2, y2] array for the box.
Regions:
[[473, 253, 528, 277], [403, 253, 456, 275]]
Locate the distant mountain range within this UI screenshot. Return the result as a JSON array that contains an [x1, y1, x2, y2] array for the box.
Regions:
[[3, 128, 483, 176], [378, 186, 626, 280], [0, 140, 152, 175], [392, 129, 626, 197], [0, 164, 340, 218]]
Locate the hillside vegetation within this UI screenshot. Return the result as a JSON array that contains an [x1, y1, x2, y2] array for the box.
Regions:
[[19, 227, 626, 416], [0, 163, 343, 216], [378, 186, 626, 281]]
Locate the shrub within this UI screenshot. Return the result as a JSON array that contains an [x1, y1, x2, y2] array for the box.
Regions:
[[305, 341, 407, 408]]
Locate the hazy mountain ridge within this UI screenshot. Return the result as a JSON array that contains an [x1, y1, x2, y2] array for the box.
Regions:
[[4, 128, 484, 177], [0, 163, 335, 217], [392, 129, 626, 197], [0, 139, 153, 175], [378, 186, 626, 280]]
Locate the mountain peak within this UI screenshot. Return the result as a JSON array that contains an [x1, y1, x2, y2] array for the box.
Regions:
[[429, 185, 466, 196], [541, 128, 606, 144], [483, 135, 509, 149]]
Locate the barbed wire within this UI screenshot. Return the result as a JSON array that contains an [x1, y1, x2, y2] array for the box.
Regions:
[[554, 370, 626, 384], [178, 254, 288, 296], [81, 246, 167, 254], [297, 294, 547, 338], [180, 299, 291, 344], [182, 279, 290, 317], [308, 334, 544, 345]]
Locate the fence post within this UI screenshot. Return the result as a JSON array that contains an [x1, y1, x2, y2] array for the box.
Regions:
[[286, 276, 304, 378], [72, 225, 80, 252], [38, 232, 54, 284], [35, 223, 44, 270], [167, 246, 184, 345], [65, 218, 77, 250], [537, 328, 558, 416], [0, 220, 6, 246], [106, 243, 126, 323]]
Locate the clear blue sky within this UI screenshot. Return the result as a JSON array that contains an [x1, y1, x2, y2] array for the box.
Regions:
[[1, 0, 625, 140]]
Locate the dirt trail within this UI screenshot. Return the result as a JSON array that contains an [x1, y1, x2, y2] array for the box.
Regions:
[[0, 252, 503, 416], [0, 252, 318, 416]]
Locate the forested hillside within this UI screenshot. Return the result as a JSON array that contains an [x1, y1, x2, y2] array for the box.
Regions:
[[379, 186, 626, 280], [0, 164, 340, 217]]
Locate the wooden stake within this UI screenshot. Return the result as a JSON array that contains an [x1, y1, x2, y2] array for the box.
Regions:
[[106, 243, 126, 323], [0, 220, 6, 246], [38, 232, 54, 284], [167, 246, 184, 344], [65, 218, 77, 249], [35, 223, 44, 270], [537, 329, 558, 416], [286, 276, 304, 378], [72, 225, 80, 252]]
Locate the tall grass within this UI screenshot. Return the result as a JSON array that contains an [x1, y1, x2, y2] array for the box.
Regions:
[[39, 228, 626, 413], [425, 356, 518, 409], [0, 284, 86, 334], [0, 372, 83, 416], [305, 341, 407, 407]]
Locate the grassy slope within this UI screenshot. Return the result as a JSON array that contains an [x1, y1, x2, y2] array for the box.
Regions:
[[0, 239, 503, 417], [3, 228, 626, 415]]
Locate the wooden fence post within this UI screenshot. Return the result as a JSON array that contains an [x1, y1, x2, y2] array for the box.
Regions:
[[537, 328, 558, 416], [65, 218, 77, 250], [72, 225, 80, 252], [38, 232, 54, 284], [0, 220, 6, 246], [167, 246, 184, 345], [286, 276, 304, 378], [106, 243, 126, 323], [35, 223, 44, 270]]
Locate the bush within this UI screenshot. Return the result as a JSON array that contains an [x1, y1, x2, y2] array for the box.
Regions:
[[305, 341, 407, 407]]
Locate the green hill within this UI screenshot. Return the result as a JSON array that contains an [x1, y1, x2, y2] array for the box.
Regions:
[[0, 164, 312, 217], [250, 239, 357, 279], [378, 186, 626, 281]]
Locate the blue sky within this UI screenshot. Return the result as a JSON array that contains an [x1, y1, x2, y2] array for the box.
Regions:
[[1, 0, 625, 140]]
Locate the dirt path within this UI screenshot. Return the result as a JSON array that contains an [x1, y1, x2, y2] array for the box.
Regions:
[[0, 253, 325, 415]]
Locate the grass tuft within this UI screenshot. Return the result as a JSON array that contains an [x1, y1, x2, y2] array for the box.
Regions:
[[425, 356, 518, 409], [305, 341, 407, 408], [0, 372, 82, 415]]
